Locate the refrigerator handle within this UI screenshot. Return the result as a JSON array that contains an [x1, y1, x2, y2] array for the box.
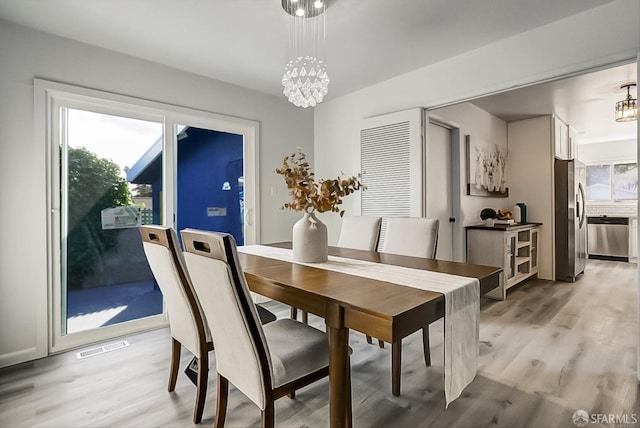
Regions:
[[577, 183, 586, 228]]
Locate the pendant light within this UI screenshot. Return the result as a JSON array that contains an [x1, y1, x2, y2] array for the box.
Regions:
[[281, 0, 330, 108], [615, 83, 637, 122]]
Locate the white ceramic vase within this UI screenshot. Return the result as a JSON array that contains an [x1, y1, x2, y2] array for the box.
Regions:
[[512, 204, 522, 223], [292, 212, 328, 263]]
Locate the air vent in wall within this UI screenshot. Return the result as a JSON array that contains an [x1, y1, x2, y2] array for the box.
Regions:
[[76, 340, 130, 359]]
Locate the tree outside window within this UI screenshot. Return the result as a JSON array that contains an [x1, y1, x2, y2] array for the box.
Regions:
[[613, 163, 638, 200], [66, 146, 133, 289]]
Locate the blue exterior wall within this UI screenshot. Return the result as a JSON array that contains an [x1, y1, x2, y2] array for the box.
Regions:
[[134, 127, 244, 245], [177, 127, 244, 244]]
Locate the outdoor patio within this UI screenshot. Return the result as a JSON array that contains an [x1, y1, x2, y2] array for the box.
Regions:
[[66, 280, 163, 333]]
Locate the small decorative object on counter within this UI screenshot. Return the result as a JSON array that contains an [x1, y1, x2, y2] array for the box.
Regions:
[[497, 209, 512, 220], [512, 204, 522, 223], [517, 202, 527, 223], [493, 208, 515, 225], [480, 208, 497, 226]]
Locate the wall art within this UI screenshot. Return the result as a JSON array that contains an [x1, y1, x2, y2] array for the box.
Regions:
[[465, 135, 508, 197]]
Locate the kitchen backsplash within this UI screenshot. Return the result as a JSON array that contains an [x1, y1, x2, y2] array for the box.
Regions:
[[585, 203, 637, 216]]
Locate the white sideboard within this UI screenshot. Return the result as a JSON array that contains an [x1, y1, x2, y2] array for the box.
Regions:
[[466, 223, 541, 300]]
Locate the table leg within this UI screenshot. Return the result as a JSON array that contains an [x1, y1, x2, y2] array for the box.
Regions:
[[327, 305, 349, 428], [392, 340, 401, 396]]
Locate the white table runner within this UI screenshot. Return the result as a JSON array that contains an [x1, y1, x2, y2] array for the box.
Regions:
[[238, 245, 479, 406]]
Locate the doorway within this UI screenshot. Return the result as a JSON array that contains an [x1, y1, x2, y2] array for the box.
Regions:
[[40, 79, 260, 354], [426, 121, 455, 261]]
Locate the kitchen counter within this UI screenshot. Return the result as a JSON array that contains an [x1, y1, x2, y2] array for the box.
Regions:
[[466, 222, 543, 231]]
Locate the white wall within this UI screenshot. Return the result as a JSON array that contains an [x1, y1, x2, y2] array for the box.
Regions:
[[507, 117, 555, 280], [314, 0, 639, 250], [577, 139, 638, 163], [429, 103, 508, 261], [0, 20, 313, 367]]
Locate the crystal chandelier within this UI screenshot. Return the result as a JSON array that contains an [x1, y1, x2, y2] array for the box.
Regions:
[[281, 0, 330, 108], [615, 83, 637, 122]]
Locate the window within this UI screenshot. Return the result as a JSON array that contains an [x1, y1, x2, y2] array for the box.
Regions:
[[586, 162, 637, 201], [585, 164, 611, 201], [613, 163, 638, 200], [36, 78, 260, 355]]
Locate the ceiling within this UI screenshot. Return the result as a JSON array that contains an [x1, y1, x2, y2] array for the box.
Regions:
[[0, 0, 636, 144], [469, 62, 638, 145]]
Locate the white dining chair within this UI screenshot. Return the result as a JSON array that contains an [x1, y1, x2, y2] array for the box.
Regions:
[[337, 216, 382, 251], [375, 217, 439, 395], [140, 225, 276, 424], [291, 215, 383, 324], [140, 225, 213, 424], [379, 217, 439, 259], [181, 229, 351, 428]]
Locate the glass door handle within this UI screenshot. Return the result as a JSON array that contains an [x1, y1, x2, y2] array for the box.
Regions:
[[244, 208, 253, 226]]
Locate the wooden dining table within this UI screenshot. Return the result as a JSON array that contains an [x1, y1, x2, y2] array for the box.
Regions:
[[237, 243, 501, 428]]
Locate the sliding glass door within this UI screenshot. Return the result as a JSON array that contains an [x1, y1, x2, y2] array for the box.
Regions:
[[61, 108, 164, 335], [52, 106, 167, 350], [42, 80, 260, 353]]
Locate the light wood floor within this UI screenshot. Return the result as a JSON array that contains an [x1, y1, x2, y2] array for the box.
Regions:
[[1, 260, 638, 427]]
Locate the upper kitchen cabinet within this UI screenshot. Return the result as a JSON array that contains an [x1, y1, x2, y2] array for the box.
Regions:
[[554, 116, 570, 160], [568, 125, 578, 160]]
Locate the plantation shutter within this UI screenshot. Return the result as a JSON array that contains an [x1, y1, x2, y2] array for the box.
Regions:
[[360, 108, 424, 247]]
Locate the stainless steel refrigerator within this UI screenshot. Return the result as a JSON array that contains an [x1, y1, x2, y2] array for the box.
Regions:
[[554, 159, 587, 281]]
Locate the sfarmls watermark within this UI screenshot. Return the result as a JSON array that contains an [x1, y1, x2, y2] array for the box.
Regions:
[[572, 410, 638, 426]]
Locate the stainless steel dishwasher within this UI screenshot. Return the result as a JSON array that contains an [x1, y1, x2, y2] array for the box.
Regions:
[[587, 216, 629, 261]]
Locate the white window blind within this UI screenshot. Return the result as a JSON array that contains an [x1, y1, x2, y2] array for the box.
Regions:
[[360, 108, 424, 247]]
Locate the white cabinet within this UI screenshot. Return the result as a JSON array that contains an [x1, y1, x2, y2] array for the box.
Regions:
[[554, 117, 570, 160], [568, 125, 578, 160], [466, 224, 541, 300]]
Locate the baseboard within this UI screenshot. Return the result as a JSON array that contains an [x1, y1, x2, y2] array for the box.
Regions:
[[0, 347, 39, 369]]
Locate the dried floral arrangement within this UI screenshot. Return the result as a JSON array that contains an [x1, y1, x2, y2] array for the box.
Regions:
[[275, 149, 365, 216]]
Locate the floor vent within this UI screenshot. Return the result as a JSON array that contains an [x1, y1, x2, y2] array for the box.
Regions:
[[76, 340, 130, 359]]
